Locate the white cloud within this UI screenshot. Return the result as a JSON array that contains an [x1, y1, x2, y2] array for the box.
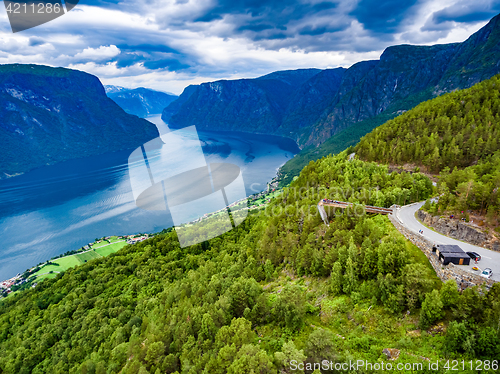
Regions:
[[73, 45, 121, 61], [397, 0, 490, 44], [0, 0, 496, 95]]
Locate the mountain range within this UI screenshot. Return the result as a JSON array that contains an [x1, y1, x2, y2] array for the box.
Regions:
[[105, 86, 177, 118], [4, 75, 500, 371], [163, 13, 500, 149], [0, 65, 159, 178], [3, 14, 500, 180]]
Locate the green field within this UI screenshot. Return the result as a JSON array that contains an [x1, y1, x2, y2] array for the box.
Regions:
[[32, 239, 127, 283], [95, 242, 127, 257], [53, 255, 81, 269], [35, 273, 58, 282], [248, 189, 283, 207], [91, 242, 108, 249], [33, 264, 61, 276], [34, 255, 81, 277], [75, 250, 102, 264]]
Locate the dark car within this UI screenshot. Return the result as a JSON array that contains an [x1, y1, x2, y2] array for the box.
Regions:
[[466, 251, 481, 261]]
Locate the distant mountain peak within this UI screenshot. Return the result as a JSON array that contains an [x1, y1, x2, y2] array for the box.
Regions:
[[256, 68, 323, 86], [104, 85, 127, 94], [105, 85, 177, 96], [106, 86, 178, 117]]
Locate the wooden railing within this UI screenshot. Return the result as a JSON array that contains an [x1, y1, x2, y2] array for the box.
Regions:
[[317, 200, 393, 225]]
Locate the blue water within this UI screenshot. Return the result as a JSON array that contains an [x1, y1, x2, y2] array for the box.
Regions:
[[0, 115, 299, 279]]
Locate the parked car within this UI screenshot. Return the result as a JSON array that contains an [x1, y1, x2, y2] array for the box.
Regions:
[[480, 268, 493, 279], [466, 251, 481, 261]]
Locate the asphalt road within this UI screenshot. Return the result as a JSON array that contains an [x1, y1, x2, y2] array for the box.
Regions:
[[394, 201, 500, 282]]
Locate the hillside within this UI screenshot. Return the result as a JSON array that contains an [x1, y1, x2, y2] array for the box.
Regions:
[[1, 152, 499, 373], [163, 13, 500, 150], [355, 75, 500, 225], [278, 112, 396, 184], [355, 75, 500, 172], [0, 65, 159, 178], [162, 68, 323, 134], [105, 86, 178, 117]]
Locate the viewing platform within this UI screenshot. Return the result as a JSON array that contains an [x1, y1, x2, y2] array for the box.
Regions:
[[317, 199, 394, 225]]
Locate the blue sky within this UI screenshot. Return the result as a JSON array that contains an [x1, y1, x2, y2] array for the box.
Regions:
[[1, 0, 499, 94]]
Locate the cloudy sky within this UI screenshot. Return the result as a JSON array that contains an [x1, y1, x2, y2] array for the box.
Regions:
[[1, 0, 499, 94]]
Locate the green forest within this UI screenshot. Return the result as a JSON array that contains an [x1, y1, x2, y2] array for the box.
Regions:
[[278, 88, 435, 185], [355, 75, 500, 218], [434, 151, 500, 220], [1, 153, 499, 374]]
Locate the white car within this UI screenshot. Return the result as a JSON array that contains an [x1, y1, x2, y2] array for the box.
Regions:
[[480, 268, 493, 279]]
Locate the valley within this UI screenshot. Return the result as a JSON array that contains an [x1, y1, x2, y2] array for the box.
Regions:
[[0, 116, 298, 280], [1, 10, 500, 374], [0, 65, 159, 178]]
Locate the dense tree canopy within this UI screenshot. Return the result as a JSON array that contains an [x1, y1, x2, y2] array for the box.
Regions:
[[356, 74, 500, 173], [1, 153, 499, 374], [355, 75, 500, 217]]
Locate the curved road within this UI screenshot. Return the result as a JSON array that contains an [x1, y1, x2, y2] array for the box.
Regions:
[[394, 201, 500, 282]]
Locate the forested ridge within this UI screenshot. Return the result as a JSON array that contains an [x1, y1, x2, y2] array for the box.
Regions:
[[356, 75, 500, 171], [1, 153, 499, 374], [0, 65, 159, 177], [356, 75, 500, 219]]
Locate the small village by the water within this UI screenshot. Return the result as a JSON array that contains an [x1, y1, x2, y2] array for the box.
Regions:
[[0, 179, 281, 298]]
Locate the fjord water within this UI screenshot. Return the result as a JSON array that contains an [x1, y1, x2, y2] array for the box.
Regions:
[[0, 115, 299, 279]]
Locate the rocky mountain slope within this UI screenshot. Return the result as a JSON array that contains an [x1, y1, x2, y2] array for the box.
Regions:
[[0, 65, 159, 178], [163, 13, 500, 148], [163, 69, 322, 134], [105, 86, 177, 117], [418, 211, 498, 251]]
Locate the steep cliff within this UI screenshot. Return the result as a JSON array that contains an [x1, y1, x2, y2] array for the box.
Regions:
[[418, 210, 499, 252], [164, 69, 321, 134], [163, 13, 500, 147], [0, 64, 159, 178]]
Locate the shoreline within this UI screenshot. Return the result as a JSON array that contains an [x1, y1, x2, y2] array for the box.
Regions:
[[147, 114, 302, 153], [1, 119, 293, 296], [0, 175, 285, 298]]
